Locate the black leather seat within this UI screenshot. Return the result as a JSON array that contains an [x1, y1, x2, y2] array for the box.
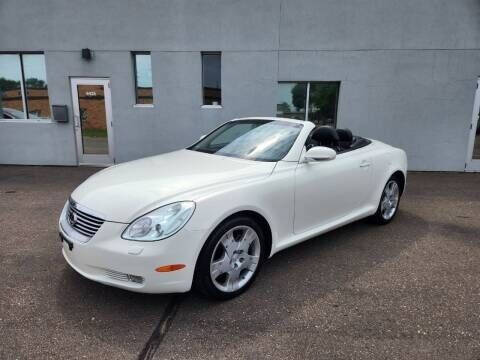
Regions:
[[310, 126, 340, 150], [336, 128, 353, 149]]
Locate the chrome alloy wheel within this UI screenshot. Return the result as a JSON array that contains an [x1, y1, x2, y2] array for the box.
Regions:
[[381, 180, 400, 220], [210, 225, 261, 293]]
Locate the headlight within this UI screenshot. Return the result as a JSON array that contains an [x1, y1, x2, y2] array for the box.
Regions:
[[122, 201, 195, 241]]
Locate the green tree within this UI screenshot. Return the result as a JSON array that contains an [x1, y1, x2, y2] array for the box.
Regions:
[[291, 83, 307, 111], [25, 78, 46, 89], [277, 101, 291, 113], [309, 84, 338, 119], [0, 77, 21, 91]]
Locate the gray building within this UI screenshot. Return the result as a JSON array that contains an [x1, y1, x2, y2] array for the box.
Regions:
[[1, 0, 479, 171]]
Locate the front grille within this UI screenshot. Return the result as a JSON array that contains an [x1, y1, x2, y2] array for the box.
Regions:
[[66, 199, 104, 238]]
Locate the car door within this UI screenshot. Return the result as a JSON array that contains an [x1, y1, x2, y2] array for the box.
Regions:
[[294, 146, 372, 234]]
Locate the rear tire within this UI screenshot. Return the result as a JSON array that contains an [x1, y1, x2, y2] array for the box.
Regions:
[[194, 216, 265, 300], [370, 176, 402, 225]]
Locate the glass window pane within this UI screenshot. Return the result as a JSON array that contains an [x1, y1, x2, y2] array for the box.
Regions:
[[0, 54, 25, 119], [134, 53, 153, 104], [276, 82, 307, 120], [210, 123, 256, 146], [308, 82, 340, 126], [189, 120, 303, 162], [202, 53, 221, 105], [23, 54, 51, 119], [77, 85, 109, 154], [473, 108, 480, 159]]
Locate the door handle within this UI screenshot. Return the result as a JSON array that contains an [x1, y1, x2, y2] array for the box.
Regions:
[[360, 161, 371, 168]]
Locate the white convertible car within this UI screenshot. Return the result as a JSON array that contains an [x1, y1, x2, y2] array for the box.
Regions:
[[59, 117, 407, 299]]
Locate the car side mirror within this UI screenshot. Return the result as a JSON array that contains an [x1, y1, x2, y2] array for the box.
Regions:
[[304, 146, 336, 162]]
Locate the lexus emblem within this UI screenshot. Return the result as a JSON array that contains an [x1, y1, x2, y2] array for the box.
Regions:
[[69, 212, 78, 225]]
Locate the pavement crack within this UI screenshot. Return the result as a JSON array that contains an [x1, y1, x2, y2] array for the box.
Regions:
[[137, 294, 184, 360]]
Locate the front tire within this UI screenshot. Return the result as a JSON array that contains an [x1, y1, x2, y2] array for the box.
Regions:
[[371, 177, 401, 225], [194, 216, 265, 300]]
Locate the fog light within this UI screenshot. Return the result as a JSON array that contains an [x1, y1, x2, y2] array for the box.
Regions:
[[127, 274, 144, 283]]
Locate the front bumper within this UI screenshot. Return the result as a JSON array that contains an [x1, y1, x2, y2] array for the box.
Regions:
[[59, 205, 206, 294]]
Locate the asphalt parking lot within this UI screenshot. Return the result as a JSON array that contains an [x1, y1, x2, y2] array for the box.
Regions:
[[0, 166, 479, 360]]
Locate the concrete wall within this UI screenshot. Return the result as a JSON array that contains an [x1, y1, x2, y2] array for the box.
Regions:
[[280, 50, 480, 170], [0, 0, 479, 170]]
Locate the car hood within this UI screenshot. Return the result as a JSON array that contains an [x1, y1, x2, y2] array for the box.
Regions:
[[71, 149, 276, 223]]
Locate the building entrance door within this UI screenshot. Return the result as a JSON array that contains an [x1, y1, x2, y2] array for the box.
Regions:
[[71, 78, 114, 165]]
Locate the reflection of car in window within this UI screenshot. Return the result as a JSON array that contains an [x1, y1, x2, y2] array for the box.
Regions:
[[2, 108, 25, 119], [2, 107, 39, 119]]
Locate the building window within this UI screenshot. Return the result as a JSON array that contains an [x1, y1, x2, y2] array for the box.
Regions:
[[277, 82, 340, 126], [133, 52, 153, 105], [202, 52, 221, 106], [0, 53, 51, 119]]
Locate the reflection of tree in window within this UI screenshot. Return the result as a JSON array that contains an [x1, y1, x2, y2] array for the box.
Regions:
[[0, 78, 20, 90], [277, 82, 339, 125], [0, 53, 51, 119], [25, 77, 49, 117], [308, 83, 339, 126], [276, 83, 306, 120], [23, 54, 51, 118], [292, 84, 306, 112], [0, 78, 23, 117], [277, 102, 291, 114], [0, 54, 23, 118]]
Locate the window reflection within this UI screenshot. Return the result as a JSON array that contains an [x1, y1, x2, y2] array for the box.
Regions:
[[134, 53, 153, 104], [308, 82, 339, 126], [473, 109, 480, 159], [202, 52, 221, 105], [190, 120, 302, 162], [218, 123, 300, 161], [277, 82, 340, 126], [0, 53, 51, 120], [23, 54, 51, 118], [276, 82, 307, 120], [0, 54, 25, 119], [78, 85, 109, 155]]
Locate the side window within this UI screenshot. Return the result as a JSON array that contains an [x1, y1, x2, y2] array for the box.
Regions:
[[23, 54, 51, 118], [276, 82, 307, 120], [0, 53, 51, 120], [276, 82, 340, 126], [133, 52, 153, 105], [202, 52, 221, 106]]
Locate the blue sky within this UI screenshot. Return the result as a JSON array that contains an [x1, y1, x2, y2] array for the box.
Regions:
[[0, 54, 47, 82], [135, 54, 152, 87]]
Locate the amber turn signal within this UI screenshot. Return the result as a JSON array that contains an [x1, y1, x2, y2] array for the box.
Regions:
[[155, 264, 186, 272]]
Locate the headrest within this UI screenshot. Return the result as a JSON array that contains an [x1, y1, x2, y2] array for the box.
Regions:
[[336, 128, 353, 143], [311, 126, 339, 145]]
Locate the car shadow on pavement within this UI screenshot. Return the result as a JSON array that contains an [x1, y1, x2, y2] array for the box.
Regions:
[[55, 266, 173, 354], [53, 208, 428, 358], [156, 208, 431, 359]]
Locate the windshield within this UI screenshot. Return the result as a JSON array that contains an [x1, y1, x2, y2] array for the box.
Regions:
[[188, 120, 303, 162]]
